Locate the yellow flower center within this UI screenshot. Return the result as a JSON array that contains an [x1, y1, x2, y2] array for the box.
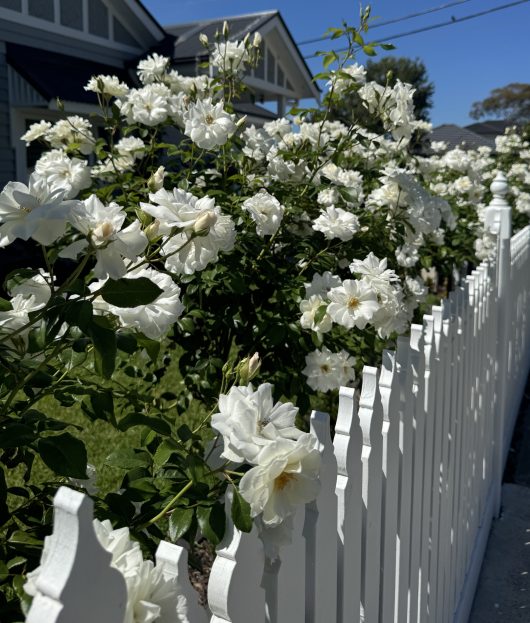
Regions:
[[320, 364, 330, 373], [274, 472, 296, 491], [205, 114, 215, 124], [348, 296, 360, 310], [100, 222, 115, 239]]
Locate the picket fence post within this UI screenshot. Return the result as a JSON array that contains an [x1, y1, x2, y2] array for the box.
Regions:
[[484, 171, 513, 517], [333, 387, 363, 623], [25, 487, 127, 623]]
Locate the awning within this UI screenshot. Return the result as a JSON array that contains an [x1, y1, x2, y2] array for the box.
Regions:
[[6, 42, 132, 106]]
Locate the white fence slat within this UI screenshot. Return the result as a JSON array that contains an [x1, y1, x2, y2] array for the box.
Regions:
[[333, 387, 363, 623], [379, 349, 400, 623], [438, 297, 456, 623], [25, 487, 127, 623], [263, 507, 306, 623], [448, 289, 465, 616], [419, 315, 435, 622], [304, 410, 338, 623], [358, 366, 384, 622], [427, 305, 444, 623], [155, 541, 208, 623], [394, 337, 414, 623], [208, 497, 266, 623], [408, 323, 426, 623]]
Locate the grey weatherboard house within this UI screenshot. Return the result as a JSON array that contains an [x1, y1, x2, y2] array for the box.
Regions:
[[0, 1, 318, 188]]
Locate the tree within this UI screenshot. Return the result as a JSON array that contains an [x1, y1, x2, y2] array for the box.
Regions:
[[470, 83, 530, 123], [326, 56, 434, 129]]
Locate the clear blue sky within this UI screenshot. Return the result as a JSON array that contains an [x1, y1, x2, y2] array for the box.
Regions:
[[142, 0, 530, 127]]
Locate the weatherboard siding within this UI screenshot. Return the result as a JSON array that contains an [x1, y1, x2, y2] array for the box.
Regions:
[[0, 41, 14, 187]]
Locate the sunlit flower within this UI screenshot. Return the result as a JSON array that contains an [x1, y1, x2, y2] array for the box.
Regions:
[[239, 434, 321, 526], [212, 383, 302, 464]]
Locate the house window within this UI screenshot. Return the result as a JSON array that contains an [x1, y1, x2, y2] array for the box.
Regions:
[[267, 48, 275, 84], [0, 0, 21, 10], [60, 0, 83, 30], [88, 0, 108, 38], [28, 0, 54, 21]]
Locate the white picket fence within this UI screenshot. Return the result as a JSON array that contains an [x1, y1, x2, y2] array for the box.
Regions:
[[26, 173, 530, 623]]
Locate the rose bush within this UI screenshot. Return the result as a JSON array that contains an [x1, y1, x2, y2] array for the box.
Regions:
[[1, 11, 529, 619]]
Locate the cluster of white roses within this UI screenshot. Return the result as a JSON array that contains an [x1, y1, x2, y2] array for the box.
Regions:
[[416, 125, 530, 261], [25, 519, 189, 623], [211, 382, 320, 545], [300, 252, 427, 392], [0, 179, 186, 343]]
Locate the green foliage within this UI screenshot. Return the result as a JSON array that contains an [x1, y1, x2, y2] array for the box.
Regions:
[[470, 83, 530, 123]]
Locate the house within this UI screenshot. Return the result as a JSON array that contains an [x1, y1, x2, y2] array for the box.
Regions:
[[165, 11, 319, 124], [429, 120, 515, 152], [0, 2, 317, 187]]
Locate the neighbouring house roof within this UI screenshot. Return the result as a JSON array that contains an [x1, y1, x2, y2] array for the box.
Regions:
[[429, 124, 496, 151], [164, 11, 320, 101], [464, 119, 514, 139], [6, 42, 131, 106]]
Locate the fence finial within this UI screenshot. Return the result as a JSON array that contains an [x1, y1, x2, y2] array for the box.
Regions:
[[485, 171, 512, 239], [490, 171, 508, 201]]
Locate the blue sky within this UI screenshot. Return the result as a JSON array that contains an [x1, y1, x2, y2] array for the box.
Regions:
[[142, 0, 530, 127]]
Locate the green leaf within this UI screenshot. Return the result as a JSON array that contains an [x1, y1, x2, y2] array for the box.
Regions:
[[197, 503, 226, 545], [322, 50, 338, 69], [363, 45, 377, 57], [380, 43, 396, 50], [168, 507, 194, 541], [7, 531, 42, 547], [0, 297, 12, 311], [314, 304, 328, 326], [37, 433, 88, 479], [354, 31, 365, 46], [100, 278, 163, 308], [117, 332, 137, 354], [64, 300, 93, 331], [87, 316, 117, 379], [118, 413, 171, 436], [105, 448, 150, 470], [153, 439, 180, 468], [0, 423, 36, 448], [136, 334, 160, 362], [59, 348, 88, 371], [185, 454, 207, 483], [231, 487, 253, 533]]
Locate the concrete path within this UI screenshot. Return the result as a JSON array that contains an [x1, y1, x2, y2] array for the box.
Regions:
[[469, 382, 530, 622]]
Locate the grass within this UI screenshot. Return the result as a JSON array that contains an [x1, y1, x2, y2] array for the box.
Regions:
[[6, 351, 210, 500]]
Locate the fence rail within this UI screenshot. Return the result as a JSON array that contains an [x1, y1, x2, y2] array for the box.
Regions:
[[26, 174, 530, 623]]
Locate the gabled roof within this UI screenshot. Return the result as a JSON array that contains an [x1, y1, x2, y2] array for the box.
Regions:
[[164, 10, 319, 100], [166, 11, 278, 60], [429, 124, 496, 151]]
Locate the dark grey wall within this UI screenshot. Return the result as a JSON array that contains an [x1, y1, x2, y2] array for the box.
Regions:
[[0, 42, 15, 188]]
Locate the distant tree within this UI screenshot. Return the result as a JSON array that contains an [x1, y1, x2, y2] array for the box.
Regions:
[[326, 56, 435, 130], [470, 83, 530, 124]]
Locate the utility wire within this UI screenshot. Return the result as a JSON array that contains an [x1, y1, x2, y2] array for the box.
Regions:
[[297, 0, 475, 46], [303, 0, 530, 59]]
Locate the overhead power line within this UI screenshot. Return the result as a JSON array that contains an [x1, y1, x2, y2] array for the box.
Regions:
[[303, 0, 530, 59], [296, 0, 475, 46]]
